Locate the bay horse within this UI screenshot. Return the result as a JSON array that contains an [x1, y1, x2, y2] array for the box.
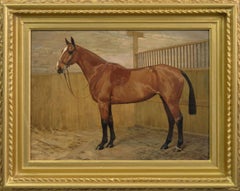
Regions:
[[56, 37, 196, 151]]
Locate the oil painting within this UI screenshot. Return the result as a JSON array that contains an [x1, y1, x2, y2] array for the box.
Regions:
[[31, 30, 209, 160], [2, 1, 238, 189]]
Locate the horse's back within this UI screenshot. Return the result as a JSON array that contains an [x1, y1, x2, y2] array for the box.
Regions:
[[109, 64, 183, 91], [110, 63, 131, 86]]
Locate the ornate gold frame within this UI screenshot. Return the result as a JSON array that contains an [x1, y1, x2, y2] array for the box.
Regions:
[[0, 0, 239, 190]]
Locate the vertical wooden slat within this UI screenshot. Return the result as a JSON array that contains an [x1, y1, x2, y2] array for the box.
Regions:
[[151, 51, 153, 66], [187, 45, 190, 68], [175, 48, 178, 68], [178, 47, 181, 68], [165, 49, 167, 65], [148, 52, 150, 66], [167, 49, 170, 65], [180, 46, 183, 68], [155, 51, 157, 65], [164, 49, 167, 64], [184, 45, 187, 68], [150, 51, 153, 66], [190, 44, 193, 68], [169, 49, 172, 65], [145, 52, 147, 67], [153, 51, 155, 65], [194, 44, 197, 68], [157, 50, 160, 65], [160, 50, 163, 64], [197, 43, 201, 68]]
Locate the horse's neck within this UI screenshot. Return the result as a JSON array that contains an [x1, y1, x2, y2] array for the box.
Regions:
[[76, 46, 107, 82]]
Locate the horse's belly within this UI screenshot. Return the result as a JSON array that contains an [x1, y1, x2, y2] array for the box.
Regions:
[[110, 84, 156, 104]]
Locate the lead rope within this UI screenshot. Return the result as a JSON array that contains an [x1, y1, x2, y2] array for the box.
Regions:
[[63, 68, 90, 99]]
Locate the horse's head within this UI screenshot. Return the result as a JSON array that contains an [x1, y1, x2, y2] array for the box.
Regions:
[[56, 37, 77, 74]]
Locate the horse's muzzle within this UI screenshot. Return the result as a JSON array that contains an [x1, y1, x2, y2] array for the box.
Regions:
[[57, 67, 63, 74]]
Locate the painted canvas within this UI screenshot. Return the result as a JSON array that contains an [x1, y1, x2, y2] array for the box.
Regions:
[[31, 31, 209, 160]]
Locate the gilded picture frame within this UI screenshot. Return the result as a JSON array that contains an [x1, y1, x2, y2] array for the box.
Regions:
[[0, 0, 239, 190]]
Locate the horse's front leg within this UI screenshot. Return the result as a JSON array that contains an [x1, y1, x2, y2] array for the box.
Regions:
[[96, 102, 109, 150], [96, 119, 108, 150], [106, 105, 116, 148]]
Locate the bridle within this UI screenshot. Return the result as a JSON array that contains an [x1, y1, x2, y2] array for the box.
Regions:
[[63, 67, 76, 97], [59, 50, 89, 99]]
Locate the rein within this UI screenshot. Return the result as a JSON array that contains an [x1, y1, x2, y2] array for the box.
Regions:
[[63, 69, 75, 97], [63, 68, 89, 99]]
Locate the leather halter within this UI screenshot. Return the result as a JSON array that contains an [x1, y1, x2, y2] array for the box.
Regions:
[[63, 68, 76, 97], [60, 53, 89, 99]]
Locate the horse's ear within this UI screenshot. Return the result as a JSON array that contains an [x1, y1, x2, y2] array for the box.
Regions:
[[71, 37, 76, 47], [65, 38, 70, 45]]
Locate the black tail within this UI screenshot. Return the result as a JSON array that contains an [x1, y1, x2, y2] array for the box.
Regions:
[[181, 70, 196, 115]]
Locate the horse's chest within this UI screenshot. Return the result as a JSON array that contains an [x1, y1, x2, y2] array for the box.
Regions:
[[89, 73, 112, 101], [89, 67, 131, 102]]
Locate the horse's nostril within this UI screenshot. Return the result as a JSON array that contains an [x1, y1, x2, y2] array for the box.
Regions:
[[57, 68, 63, 74]]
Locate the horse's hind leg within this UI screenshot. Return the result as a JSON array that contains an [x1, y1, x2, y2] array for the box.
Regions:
[[161, 99, 184, 151], [106, 105, 116, 148], [168, 103, 184, 150], [176, 114, 183, 151], [160, 97, 175, 150]]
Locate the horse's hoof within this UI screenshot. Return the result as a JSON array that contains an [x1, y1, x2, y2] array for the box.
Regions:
[[106, 143, 114, 148], [174, 146, 182, 152], [96, 145, 104, 150], [160, 144, 168, 150]]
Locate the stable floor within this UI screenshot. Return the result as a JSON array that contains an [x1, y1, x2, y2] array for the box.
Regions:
[[31, 125, 209, 160]]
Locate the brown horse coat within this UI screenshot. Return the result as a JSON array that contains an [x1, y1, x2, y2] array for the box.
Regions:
[[90, 63, 183, 104], [87, 62, 184, 121]]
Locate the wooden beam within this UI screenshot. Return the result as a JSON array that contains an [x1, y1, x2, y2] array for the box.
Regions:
[[127, 31, 144, 68]]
